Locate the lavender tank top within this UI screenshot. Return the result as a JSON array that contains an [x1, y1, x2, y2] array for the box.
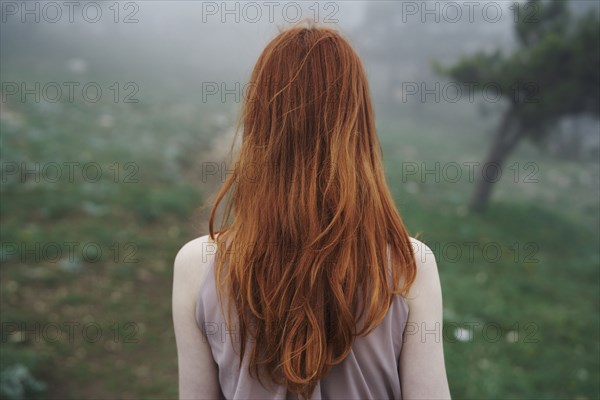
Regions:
[[195, 254, 409, 399]]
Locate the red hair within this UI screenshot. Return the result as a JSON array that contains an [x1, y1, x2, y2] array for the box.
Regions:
[[209, 22, 416, 399]]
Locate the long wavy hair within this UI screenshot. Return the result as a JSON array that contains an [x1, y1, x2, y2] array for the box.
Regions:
[[209, 22, 416, 399]]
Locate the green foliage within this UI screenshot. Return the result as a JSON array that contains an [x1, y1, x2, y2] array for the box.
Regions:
[[515, 0, 570, 47], [437, 0, 600, 136]]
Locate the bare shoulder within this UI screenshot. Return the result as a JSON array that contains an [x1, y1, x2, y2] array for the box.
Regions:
[[406, 237, 442, 302], [409, 237, 438, 270], [173, 234, 217, 290], [401, 238, 451, 399], [172, 235, 222, 398]]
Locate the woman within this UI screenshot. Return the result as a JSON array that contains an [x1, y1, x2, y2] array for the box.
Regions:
[[173, 22, 451, 400]]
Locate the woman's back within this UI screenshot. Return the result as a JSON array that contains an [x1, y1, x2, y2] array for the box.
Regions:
[[196, 247, 409, 399], [173, 22, 451, 400]]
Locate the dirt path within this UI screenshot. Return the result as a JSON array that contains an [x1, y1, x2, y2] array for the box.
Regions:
[[187, 127, 239, 229]]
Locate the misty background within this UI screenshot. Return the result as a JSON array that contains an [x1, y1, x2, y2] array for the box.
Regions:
[[1, 1, 599, 399]]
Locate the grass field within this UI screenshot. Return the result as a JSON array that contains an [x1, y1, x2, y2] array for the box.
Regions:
[[0, 96, 598, 399], [378, 115, 599, 399]]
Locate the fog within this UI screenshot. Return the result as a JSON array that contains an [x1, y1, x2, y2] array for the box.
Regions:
[[1, 2, 599, 399], [1, 1, 524, 105]]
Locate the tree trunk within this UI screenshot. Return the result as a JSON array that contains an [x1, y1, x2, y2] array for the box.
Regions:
[[470, 109, 523, 212]]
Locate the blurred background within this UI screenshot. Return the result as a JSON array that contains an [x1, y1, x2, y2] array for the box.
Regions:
[[1, 1, 598, 399]]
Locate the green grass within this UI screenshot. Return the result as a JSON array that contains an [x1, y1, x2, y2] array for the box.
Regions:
[[1, 95, 598, 399], [378, 117, 599, 400], [0, 95, 214, 399]]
